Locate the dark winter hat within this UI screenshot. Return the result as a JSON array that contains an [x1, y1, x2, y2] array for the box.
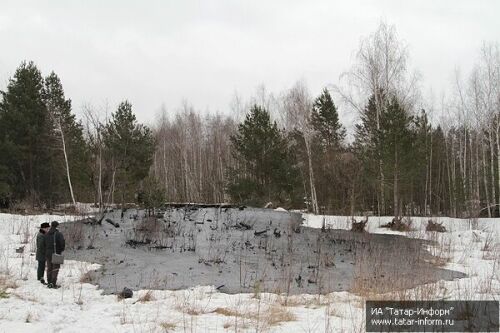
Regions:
[[51, 221, 59, 227], [40, 222, 50, 228]]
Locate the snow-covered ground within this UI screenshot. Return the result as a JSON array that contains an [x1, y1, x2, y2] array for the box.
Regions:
[[0, 212, 498, 332]]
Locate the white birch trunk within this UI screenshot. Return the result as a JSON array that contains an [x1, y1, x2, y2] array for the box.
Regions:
[[481, 136, 491, 217], [98, 144, 103, 210], [304, 136, 319, 214], [497, 122, 500, 211], [58, 120, 76, 206], [489, 130, 496, 214]]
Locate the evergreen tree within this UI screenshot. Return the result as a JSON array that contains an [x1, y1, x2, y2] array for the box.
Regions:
[[228, 105, 301, 206], [104, 101, 155, 204], [354, 95, 381, 213], [379, 97, 414, 216], [43, 72, 90, 204], [354, 95, 414, 215], [412, 109, 433, 214], [0, 107, 10, 207], [0, 152, 11, 208], [139, 176, 165, 215], [0, 61, 52, 205], [309, 88, 347, 212], [311, 88, 345, 149]]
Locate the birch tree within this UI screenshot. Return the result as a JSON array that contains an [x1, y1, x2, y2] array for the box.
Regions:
[[281, 81, 319, 214], [42, 72, 90, 206], [83, 104, 106, 209], [335, 21, 419, 215]]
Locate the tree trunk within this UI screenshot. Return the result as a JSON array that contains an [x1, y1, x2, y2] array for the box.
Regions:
[[58, 120, 76, 206], [374, 91, 385, 216], [428, 132, 433, 214], [497, 121, 500, 216], [489, 129, 496, 216], [304, 136, 319, 214], [393, 149, 399, 217], [98, 144, 103, 210], [481, 136, 491, 217], [350, 184, 356, 217], [162, 139, 168, 198], [449, 135, 457, 217]]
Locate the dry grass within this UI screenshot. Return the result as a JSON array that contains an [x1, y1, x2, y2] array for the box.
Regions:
[[79, 270, 95, 284], [0, 273, 18, 298], [11, 291, 39, 302], [482, 241, 499, 261], [25, 311, 38, 323], [350, 232, 449, 297], [21, 223, 30, 244], [481, 231, 496, 252], [276, 294, 333, 308], [0, 274, 18, 289], [64, 222, 85, 249], [184, 307, 204, 316], [137, 290, 155, 303], [426, 232, 452, 266], [173, 289, 216, 316], [175, 299, 206, 316], [212, 304, 296, 328], [159, 321, 177, 332], [265, 304, 296, 326], [212, 307, 243, 317]]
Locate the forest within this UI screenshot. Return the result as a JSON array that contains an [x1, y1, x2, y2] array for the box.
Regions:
[[1, 23, 499, 218]]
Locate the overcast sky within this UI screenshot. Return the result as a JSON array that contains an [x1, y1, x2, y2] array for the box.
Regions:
[[0, 0, 499, 124]]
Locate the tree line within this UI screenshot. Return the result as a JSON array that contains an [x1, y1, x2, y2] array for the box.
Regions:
[[1, 22, 499, 217], [0, 62, 154, 210]]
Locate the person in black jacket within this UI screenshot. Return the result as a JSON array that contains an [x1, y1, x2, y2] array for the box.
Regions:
[[44, 221, 65, 289], [36, 222, 50, 284]]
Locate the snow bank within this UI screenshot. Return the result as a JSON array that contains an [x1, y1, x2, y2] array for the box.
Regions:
[[302, 214, 500, 234]]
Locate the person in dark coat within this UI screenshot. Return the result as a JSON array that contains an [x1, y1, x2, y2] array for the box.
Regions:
[[36, 222, 50, 284], [44, 221, 65, 289]]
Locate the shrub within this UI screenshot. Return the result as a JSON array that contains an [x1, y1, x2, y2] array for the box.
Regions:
[[351, 217, 368, 232], [426, 220, 446, 232], [63, 222, 85, 249], [381, 217, 412, 232]]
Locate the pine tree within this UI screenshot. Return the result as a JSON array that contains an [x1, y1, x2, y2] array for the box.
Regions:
[[0, 61, 52, 205], [412, 110, 433, 214], [228, 105, 301, 206], [0, 107, 11, 207], [309, 88, 347, 212], [0, 160, 11, 208], [379, 97, 414, 216], [354, 95, 381, 213], [43, 72, 89, 205], [104, 101, 155, 205], [139, 176, 165, 216], [354, 95, 414, 216], [311, 88, 345, 149]]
